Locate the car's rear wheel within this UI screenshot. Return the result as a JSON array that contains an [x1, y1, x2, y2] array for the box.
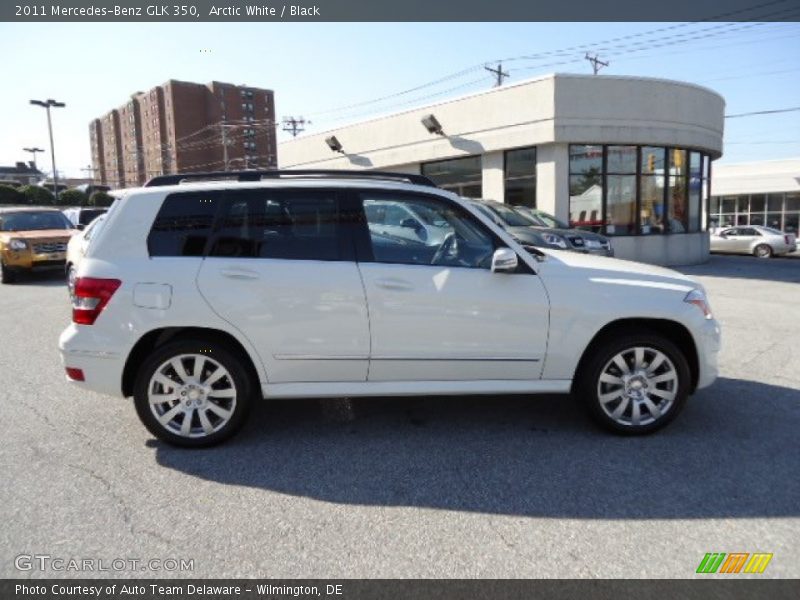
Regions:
[[0, 261, 17, 284], [753, 244, 773, 258], [575, 333, 690, 435], [133, 339, 254, 447]]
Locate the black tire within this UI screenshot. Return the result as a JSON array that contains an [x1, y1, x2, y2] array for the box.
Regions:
[[574, 332, 691, 435], [0, 262, 17, 284], [753, 244, 773, 259], [133, 338, 255, 447]]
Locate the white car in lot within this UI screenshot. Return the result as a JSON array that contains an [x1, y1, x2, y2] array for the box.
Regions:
[[710, 225, 797, 258], [65, 214, 106, 297], [59, 170, 720, 447]]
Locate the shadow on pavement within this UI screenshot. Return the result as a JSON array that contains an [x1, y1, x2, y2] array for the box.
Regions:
[[4, 270, 65, 287], [679, 254, 800, 283], [153, 377, 800, 519]]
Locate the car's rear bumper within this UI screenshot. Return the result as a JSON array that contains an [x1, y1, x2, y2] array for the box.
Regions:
[[58, 324, 126, 397]]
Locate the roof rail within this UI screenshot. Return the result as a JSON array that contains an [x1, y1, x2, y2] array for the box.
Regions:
[[143, 169, 437, 188]]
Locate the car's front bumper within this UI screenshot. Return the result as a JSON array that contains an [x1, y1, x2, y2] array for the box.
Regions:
[[3, 248, 67, 270], [695, 317, 721, 390]]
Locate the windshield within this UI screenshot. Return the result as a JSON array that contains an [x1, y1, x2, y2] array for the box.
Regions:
[[520, 207, 569, 229], [488, 204, 536, 227], [0, 211, 73, 232]]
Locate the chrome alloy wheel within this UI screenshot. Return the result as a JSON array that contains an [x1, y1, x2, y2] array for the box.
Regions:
[[596, 346, 678, 427], [147, 354, 237, 438]]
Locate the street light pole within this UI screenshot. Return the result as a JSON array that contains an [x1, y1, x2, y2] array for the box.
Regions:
[[30, 98, 65, 201], [22, 147, 45, 172]]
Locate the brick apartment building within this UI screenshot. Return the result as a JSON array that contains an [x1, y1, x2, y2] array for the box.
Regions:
[[89, 80, 277, 188]]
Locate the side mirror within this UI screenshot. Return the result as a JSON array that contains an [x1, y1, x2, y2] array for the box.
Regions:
[[400, 218, 420, 230], [491, 247, 518, 273], [76, 224, 85, 231]]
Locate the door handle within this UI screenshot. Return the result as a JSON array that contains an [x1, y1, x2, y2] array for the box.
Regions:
[[220, 267, 260, 280], [375, 277, 414, 291]]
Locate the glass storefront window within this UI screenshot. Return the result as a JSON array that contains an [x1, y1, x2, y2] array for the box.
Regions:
[[751, 194, 766, 212], [607, 146, 636, 173], [766, 213, 783, 230], [569, 145, 603, 232], [421, 155, 482, 198], [721, 197, 736, 214], [710, 196, 721, 213], [785, 213, 799, 235], [606, 175, 636, 235], [504, 147, 536, 208], [736, 196, 749, 213], [787, 193, 800, 212], [767, 194, 784, 212], [750, 213, 765, 226], [641, 147, 665, 175], [669, 176, 688, 233], [569, 144, 708, 236]]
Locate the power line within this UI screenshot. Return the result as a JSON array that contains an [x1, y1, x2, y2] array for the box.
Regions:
[[725, 107, 800, 118]]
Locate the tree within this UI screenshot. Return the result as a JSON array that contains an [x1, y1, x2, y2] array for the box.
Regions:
[[19, 185, 55, 206], [88, 191, 115, 207], [0, 185, 24, 205], [57, 189, 88, 207]]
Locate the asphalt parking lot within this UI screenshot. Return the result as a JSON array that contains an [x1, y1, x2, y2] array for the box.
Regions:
[[1, 254, 798, 579]]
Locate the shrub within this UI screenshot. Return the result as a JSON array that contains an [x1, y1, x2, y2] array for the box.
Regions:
[[88, 191, 115, 207], [58, 189, 88, 207], [0, 185, 24, 205], [19, 185, 56, 206]]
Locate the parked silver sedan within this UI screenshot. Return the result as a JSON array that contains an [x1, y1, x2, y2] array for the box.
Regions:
[[710, 225, 797, 258]]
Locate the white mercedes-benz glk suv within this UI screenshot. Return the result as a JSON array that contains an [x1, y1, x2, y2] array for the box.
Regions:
[[59, 170, 720, 447]]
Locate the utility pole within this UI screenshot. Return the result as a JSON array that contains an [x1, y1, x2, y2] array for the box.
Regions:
[[485, 62, 509, 87], [220, 123, 238, 171], [585, 53, 609, 75], [80, 165, 98, 185], [29, 98, 65, 201], [23, 147, 45, 171], [281, 116, 308, 138]]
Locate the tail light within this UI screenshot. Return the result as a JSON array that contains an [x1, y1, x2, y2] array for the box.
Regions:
[[73, 277, 121, 325]]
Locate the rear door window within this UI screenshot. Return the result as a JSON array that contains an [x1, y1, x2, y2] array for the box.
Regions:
[[208, 189, 345, 261]]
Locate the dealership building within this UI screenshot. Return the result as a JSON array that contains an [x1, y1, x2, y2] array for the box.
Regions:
[[280, 73, 724, 265], [709, 158, 800, 236]]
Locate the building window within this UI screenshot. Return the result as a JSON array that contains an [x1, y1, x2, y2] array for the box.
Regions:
[[569, 145, 603, 232], [420, 155, 482, 198], [708, 191, 798, 235], [640, 146, 666, 235], [504, 146, 536, 208], [570, 144, 710, 236]]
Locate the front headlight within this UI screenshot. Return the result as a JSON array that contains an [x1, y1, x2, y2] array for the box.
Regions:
[[9, 239, 28, 251], [542, 233, 568, 249], [685, 289, 713, 320]]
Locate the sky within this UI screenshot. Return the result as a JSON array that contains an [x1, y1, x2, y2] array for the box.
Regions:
[[0, 21, 798, 178]]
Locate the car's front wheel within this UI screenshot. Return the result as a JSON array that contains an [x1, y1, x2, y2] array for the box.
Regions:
[[0, 261, 17, 284], [575, 333, 690, 435], [133, 339, 254, 447]]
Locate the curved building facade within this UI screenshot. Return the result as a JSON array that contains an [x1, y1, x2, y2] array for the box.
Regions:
[[279, 74, 725, 265]]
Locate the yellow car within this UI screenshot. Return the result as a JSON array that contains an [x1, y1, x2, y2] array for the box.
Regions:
[[0, 208, 77, 284]]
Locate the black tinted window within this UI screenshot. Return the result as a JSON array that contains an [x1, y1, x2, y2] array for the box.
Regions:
[[209, 190, 341, 261], [79, 209, 106, 226], [148, 192, 220, 257]]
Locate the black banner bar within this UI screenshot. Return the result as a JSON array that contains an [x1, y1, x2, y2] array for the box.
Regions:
[[3, 0, 800, 22], [3, 580, 800, 600]]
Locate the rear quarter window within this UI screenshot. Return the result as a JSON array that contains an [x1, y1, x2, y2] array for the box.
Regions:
[[148, 192, 220, 257]]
